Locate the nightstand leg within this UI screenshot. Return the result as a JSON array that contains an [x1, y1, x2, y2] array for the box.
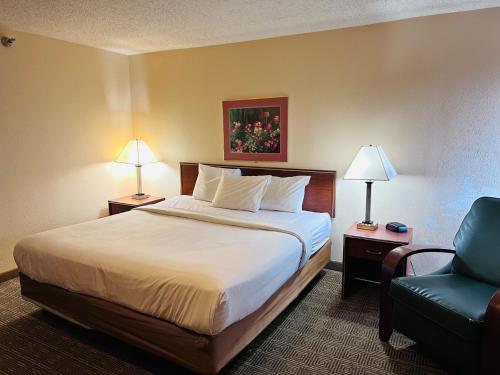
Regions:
[[341, 257, 350, 299]]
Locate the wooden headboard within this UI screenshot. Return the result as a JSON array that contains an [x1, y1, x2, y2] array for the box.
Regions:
[[180, 162, 336, 217]]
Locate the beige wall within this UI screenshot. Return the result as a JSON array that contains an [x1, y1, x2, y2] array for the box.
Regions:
[[0, 30, 134, 274], [129, 8, 500, 266], [2, 8, 499, 275]]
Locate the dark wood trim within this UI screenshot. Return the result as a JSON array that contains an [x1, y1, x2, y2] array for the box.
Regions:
[[0, 268, 18, 283], [180, 162, 336, 217], [378, 245, 456, 341], [325, 261, 342, 272]]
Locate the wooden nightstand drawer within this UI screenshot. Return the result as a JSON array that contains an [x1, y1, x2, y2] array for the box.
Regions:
[[346, 238, 398, 261]]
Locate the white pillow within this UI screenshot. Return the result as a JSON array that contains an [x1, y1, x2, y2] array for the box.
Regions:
[[192, 164, 241, 202], [212, 175, 271, 212], [260, 175, 311, 213]]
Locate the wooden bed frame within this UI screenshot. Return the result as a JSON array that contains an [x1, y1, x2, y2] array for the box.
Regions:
[[19, 163, 336, 374]]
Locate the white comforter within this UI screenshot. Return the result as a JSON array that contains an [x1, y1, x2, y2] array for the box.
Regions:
[[14, 196, 330, 335]]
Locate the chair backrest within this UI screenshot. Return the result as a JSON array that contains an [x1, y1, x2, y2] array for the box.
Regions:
[[452, 197, 500, 287]]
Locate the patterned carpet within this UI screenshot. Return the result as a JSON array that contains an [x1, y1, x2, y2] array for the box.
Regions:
[[0, 271, 448, 375]]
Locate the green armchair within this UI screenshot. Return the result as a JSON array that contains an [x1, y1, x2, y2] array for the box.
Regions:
[[379, 197, 500, 375]]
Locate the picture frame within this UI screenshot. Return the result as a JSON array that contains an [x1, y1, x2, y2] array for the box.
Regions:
[[223, 97, 288, 161]]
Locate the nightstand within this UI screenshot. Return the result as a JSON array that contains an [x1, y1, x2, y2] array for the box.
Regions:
[[108, 196, 165, 215], [341, 223, 413, 299]]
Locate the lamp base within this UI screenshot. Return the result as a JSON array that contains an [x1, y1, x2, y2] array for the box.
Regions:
[[131, 193, 150, 200], [356, 222, 379, 231]]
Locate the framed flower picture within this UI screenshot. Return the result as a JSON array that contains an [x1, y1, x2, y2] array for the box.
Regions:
[[223, 97, 288, 161]]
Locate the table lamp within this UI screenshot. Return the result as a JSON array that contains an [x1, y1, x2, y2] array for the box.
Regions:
[[344, 145, 397, 230], [115, 139, 159, 199]]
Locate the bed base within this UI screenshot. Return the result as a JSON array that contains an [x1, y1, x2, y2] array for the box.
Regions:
[[19, 240, 331, 374]]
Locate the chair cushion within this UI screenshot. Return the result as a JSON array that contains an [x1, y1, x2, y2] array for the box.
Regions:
[[452, 196, 500, 287], [390, 273, 497, 341]]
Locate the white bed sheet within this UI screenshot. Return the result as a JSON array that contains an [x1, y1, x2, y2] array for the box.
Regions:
[[14, 196, 331, 335], [154, 196, 332, 254]]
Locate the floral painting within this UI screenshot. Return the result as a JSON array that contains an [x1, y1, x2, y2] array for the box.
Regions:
[[223, 97, 288, 161]]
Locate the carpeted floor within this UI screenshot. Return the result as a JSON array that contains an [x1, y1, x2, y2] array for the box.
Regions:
[[0, 270, 448, 374]]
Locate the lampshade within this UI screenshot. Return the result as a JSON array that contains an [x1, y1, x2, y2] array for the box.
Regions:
[[115, 139, 158, 166], [344, 145, 397, 181]]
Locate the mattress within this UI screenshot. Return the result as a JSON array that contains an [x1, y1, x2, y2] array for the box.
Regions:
[[14, 196, 332, 335]]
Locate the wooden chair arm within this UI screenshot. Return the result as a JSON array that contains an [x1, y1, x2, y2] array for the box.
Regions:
[[379, 245, 455, 341], [382, 244, 456, 285], [482, 289, 500, 374]]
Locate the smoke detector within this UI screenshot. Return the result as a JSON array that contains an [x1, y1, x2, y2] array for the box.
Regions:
[[1, 37, 16, 47]]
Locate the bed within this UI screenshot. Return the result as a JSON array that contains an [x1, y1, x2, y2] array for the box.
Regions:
[[15, 162, 336, 374]]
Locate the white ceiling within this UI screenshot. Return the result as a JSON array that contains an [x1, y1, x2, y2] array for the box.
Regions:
[[0, 0, 499, 55]]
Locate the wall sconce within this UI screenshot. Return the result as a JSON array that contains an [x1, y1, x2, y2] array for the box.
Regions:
[[1, 37, 16, 48]]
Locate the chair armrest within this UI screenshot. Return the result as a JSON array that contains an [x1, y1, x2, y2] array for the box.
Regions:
[[382, 244, 456, 283], [482, 289, 500, 374], [379, 245, 455, 341]]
